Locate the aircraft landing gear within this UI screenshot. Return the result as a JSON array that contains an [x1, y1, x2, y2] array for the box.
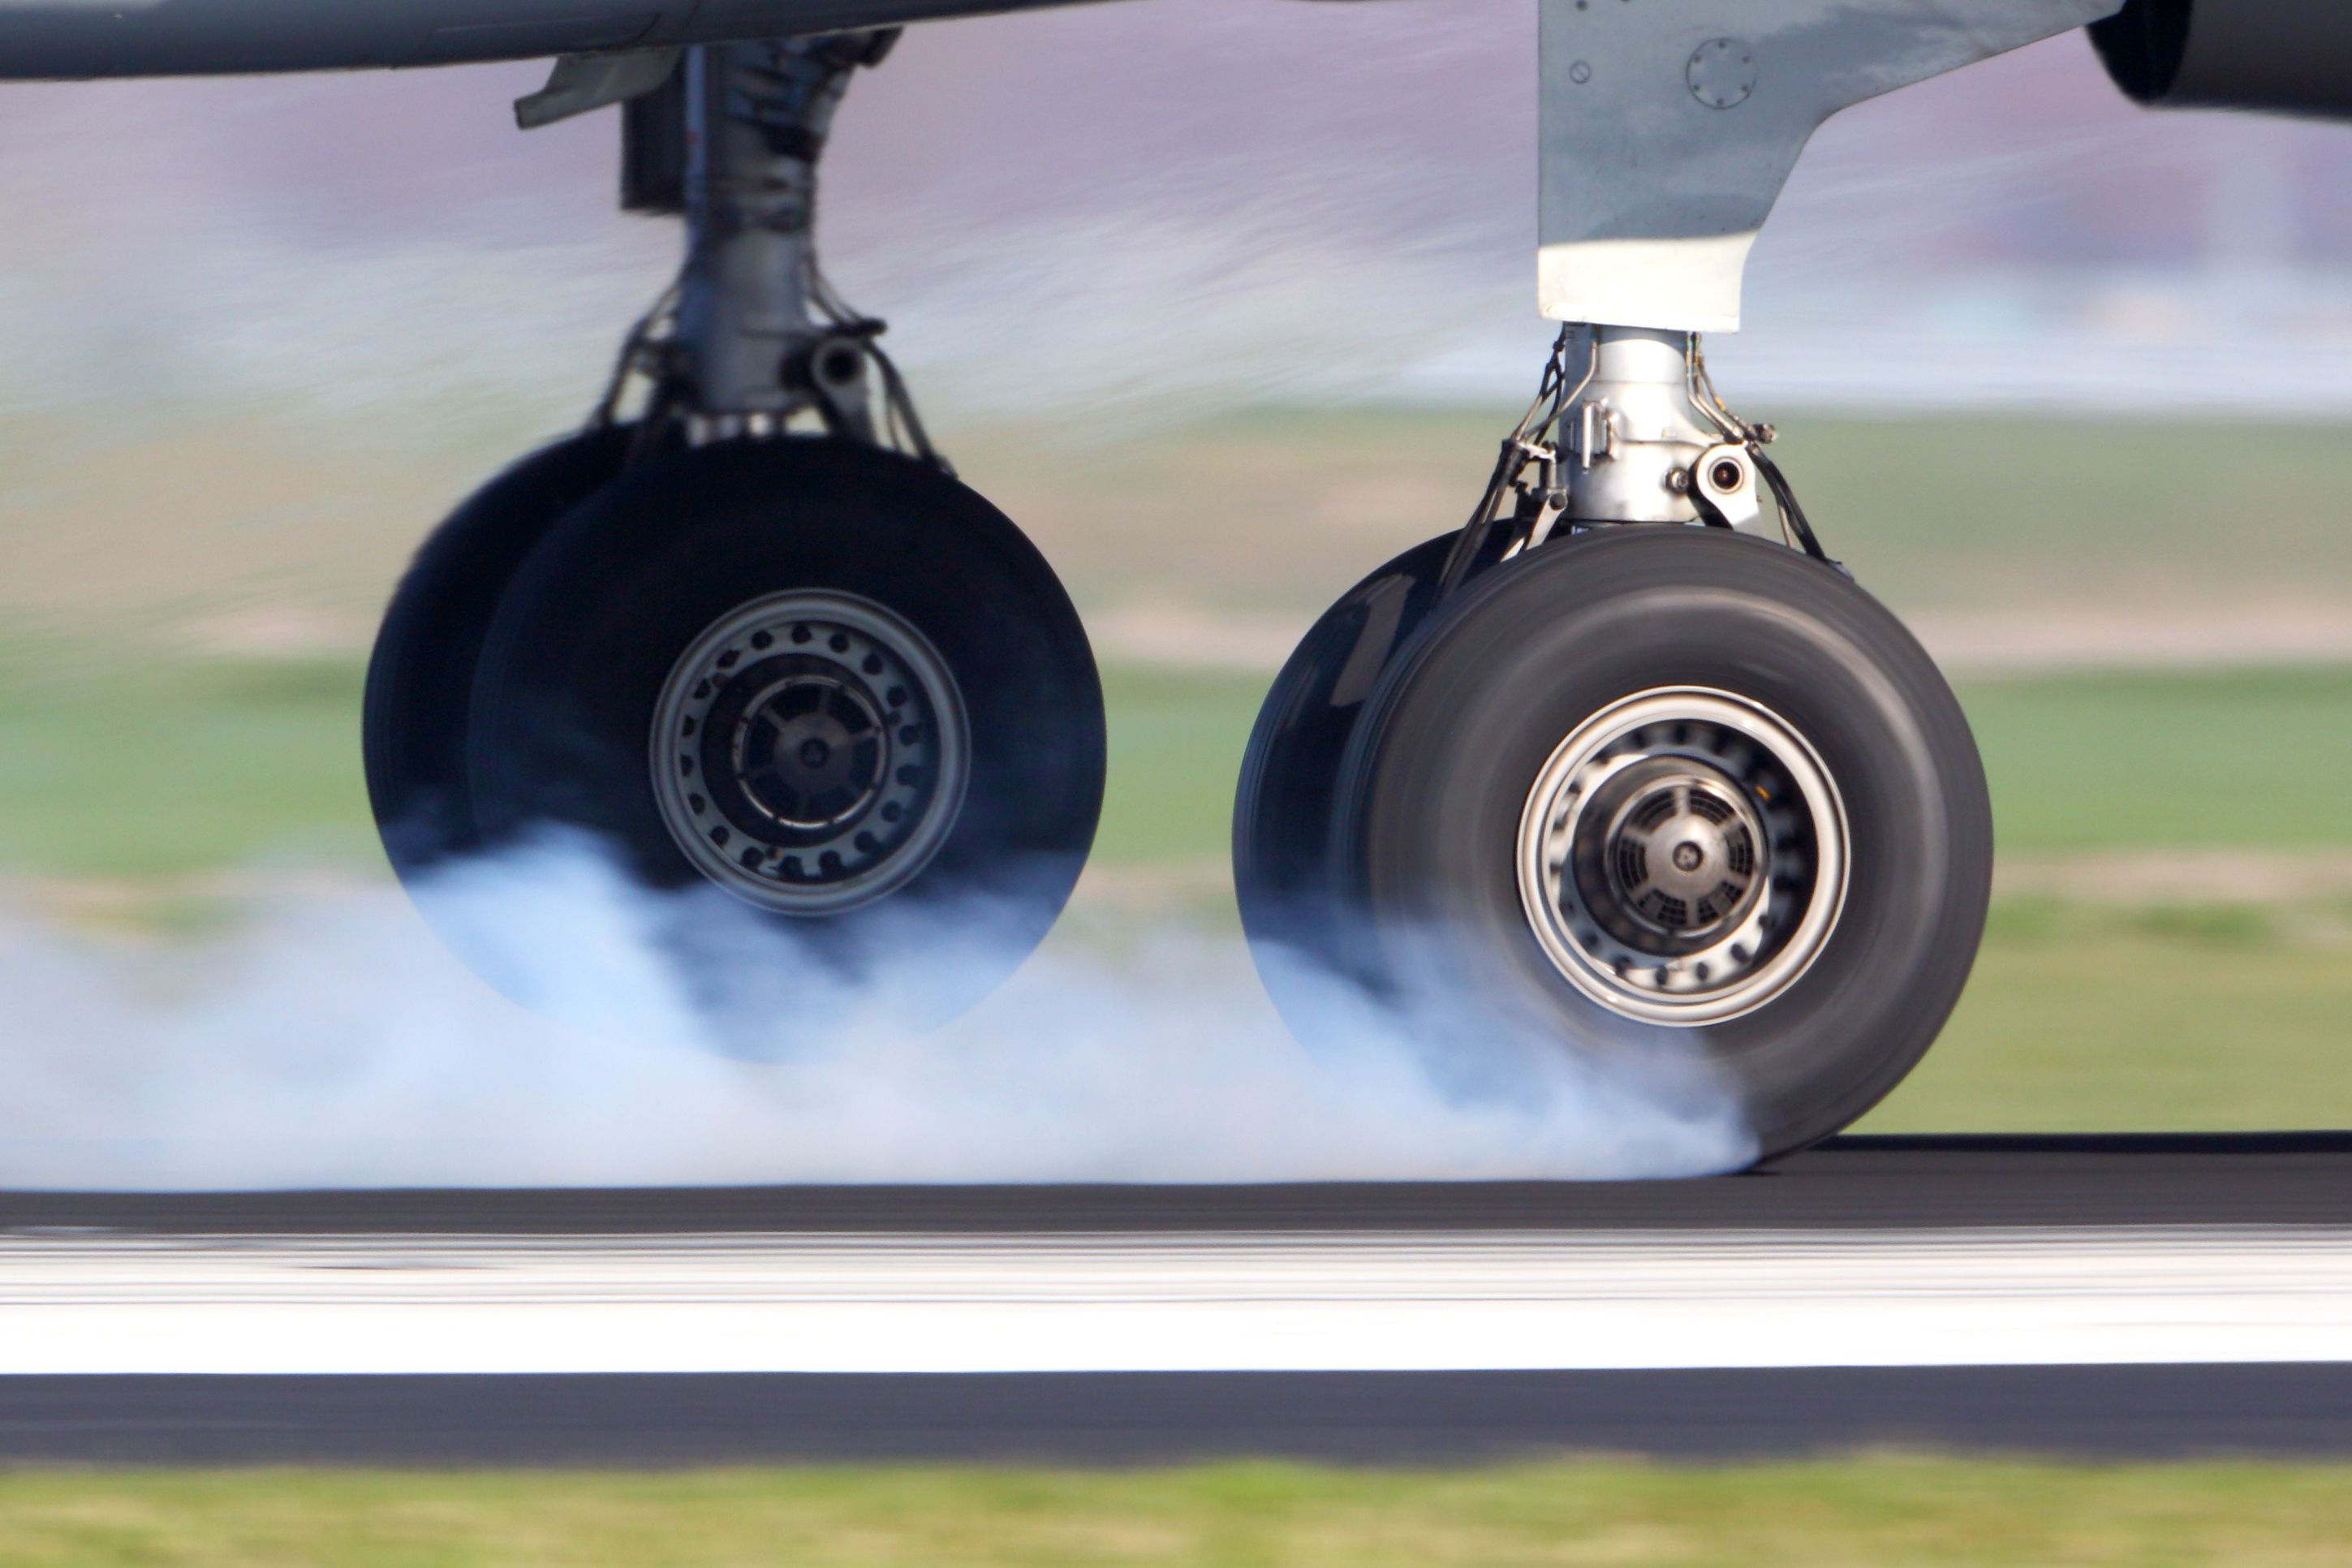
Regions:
[[368, 25, 1979, 1157], [364, 33, 1104, 1020], [1234, 328, 1993, 1161]]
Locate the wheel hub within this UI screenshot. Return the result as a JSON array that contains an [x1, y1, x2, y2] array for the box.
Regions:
[[1586, 757, 1766, 948], [1517, 687, 1848, 1026], [651, 591, 970, 915], [732, 670, 887, 833]]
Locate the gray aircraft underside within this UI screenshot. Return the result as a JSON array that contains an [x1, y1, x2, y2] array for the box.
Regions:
[[0, 0, 1098, 76], [0, 0, 2345, 343], [0, 0, 2343, 334], [0, 0, 2337, 99]]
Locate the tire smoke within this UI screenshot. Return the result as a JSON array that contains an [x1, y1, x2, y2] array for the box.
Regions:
[[0, 833, 1754, 1190]]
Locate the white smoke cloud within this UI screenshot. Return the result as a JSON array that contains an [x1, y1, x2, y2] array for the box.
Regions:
[[0, 834, 1753, 1190]]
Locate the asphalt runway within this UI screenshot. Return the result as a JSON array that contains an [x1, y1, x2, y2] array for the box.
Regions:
[[2, 1133, 2348, 1463]]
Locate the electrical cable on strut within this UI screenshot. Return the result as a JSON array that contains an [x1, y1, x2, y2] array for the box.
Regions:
[[1437, 325, 1596, 595], [591, 277, 683, 431], [1686, 338, 1841, 571], [810, 260, 950, 476]]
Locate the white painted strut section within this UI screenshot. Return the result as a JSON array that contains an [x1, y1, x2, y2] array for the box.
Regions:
[[1539, 233, 1758, 334], [1, 1228, 2346, 1376]]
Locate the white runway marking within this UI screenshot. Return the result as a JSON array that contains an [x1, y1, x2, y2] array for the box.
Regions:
[[1, 1227, 2346, 1376]]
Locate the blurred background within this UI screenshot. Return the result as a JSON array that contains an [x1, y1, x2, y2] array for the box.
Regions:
[[0, 0, 2348, 1135]]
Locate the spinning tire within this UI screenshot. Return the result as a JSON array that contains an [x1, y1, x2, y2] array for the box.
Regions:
[[1233, 534, 1453, 996], [364, 425, 635, 880], [1246, 527, 1992, 1161], [464, 437, 1105, 1023]]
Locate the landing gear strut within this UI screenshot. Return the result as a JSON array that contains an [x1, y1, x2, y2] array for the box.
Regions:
[[600, 31, 944, 462], [364, 34, 1104, 1023]]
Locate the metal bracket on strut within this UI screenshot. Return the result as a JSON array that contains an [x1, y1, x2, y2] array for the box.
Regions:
[[1686, 442, 1764, 533], [514, 47, 682, 130], [1572, 400, 1616, 471]]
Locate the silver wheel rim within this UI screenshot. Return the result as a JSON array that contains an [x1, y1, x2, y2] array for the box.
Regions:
[[1516, 687, 1849, 1025], [650, 590, 970, 915]]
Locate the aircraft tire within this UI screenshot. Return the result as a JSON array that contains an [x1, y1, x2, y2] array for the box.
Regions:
[[1258, 525, 1992, 1163], [1232, 533, 1454, 1014], [463, 437, 1105, 1027], [364, 424, 635, 882]]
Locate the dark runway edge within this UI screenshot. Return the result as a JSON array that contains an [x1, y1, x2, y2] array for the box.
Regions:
[[3, 1367, 2350, 1464], [4, 1133, 2351, 1234]]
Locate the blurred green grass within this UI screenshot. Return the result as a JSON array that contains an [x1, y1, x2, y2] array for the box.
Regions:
[[7, 653, 2350, 877], [1760, 414, 2352, 612], [1965, 667, 2352, 852], [1100, 663, 2352, 864], [1867, 903, 2352, 1133], [0, 645, 374, 878], [0, 1458, 2344, 1566]]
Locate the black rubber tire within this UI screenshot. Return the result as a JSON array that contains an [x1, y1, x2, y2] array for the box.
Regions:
[[364, 425, 635, 880], [1325, 527, 1993, 1161], [466, 437, 1105, 1023], [1233, 534, 1454, 989]]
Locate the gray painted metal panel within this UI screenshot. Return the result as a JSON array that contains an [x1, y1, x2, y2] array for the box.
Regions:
[[1537, 0, 2122, 330], [0, 0, 1122, 80]]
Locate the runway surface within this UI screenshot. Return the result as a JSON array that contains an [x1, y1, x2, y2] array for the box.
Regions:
[[2, 1134, 2348, 1462]]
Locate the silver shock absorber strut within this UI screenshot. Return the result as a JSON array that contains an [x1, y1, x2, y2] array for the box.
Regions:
[[1437, 323, 1828, 596], [1562, 327, 1761, 532]]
